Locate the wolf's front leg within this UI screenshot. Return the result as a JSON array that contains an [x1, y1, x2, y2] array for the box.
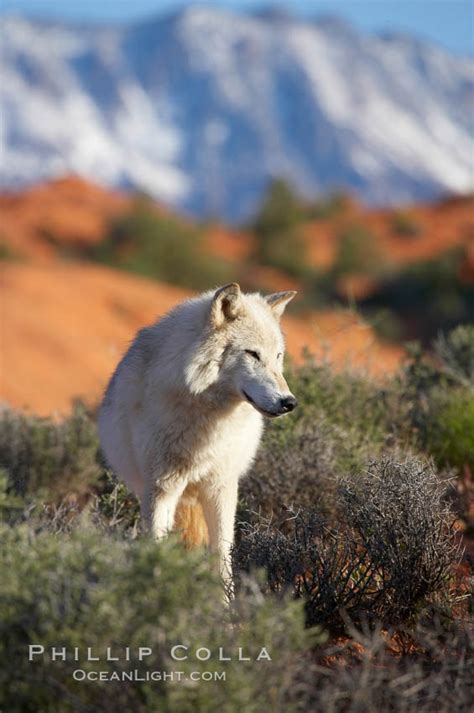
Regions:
[[199, 478, 238, 590], [142, 477, 187, 539]]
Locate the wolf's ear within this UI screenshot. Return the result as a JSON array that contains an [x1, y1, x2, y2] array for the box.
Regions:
[[265, 291, 297, 319], [210, 283, 243, 328]]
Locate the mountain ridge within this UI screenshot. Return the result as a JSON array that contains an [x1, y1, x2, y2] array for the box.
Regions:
[[1, 7, 473, 221]]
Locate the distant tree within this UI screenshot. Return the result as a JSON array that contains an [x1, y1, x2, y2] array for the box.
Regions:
[[251, 179, 307, 276], [93, 195, 232, 290], [333, 224, 383, 276], [307, 191, 351, 221], [391, 211, 422, 239]]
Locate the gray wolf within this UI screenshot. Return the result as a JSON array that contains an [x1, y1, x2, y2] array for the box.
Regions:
[[98, 283, 297, 586]]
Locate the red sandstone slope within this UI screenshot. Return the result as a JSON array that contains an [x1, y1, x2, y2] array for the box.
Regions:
[[1, 177, 472, 272], [0, 176, 131, 261], [6, 176, 473, 415], [1, 261, 402, 415], [302, 194, 474, 270]]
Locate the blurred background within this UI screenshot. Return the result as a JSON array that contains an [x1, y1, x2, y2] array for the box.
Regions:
[[1, 0, 473, 414]]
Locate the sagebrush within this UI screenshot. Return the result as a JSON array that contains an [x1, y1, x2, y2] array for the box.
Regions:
[[1, 327, 472, 712]]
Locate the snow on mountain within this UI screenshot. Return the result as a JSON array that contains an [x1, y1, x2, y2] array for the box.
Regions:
[[1, 7, 473, 220]]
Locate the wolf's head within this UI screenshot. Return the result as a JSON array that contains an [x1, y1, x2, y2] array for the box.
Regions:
[[186, 283, 297, 417]]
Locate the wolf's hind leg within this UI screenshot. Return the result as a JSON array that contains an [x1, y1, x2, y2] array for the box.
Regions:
[[142, 477, 187, 540], [175, 484, 209, 547]]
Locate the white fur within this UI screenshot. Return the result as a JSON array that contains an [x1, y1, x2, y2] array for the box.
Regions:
[[98, 284, 297, 587]]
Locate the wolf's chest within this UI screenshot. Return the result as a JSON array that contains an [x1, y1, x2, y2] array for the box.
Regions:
[[202, 407, 264, 478], [167, 403, 263, 479]]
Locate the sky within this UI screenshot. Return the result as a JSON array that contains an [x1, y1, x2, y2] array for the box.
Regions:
[[2, 0, 473, 55]]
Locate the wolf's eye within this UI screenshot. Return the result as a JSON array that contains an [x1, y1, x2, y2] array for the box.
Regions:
[[277, 352, 282, 360], [245, 349, 261, 361]]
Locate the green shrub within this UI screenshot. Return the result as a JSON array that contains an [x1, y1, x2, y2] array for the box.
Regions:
[[0, 239, 19, 261], [333, 224, 383, 275], [0, 469, 25, 525], [0, 522, 309, 713], [0, 402, 101, 499], [425, 387, 474, 471], [434, 324, 474, 387], [295, 269, 335, 309], [3, 513, 468, 713], [93, 196, 232, 290], [97, 469, 141, 532], [398, 329, 474, 472], [286, 359, 395, 446], [366, 307, 404, 342], [252, 179, 303, 241], [358, 250, 474, 342]]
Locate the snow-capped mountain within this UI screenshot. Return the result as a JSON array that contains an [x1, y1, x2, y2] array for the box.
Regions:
[[1, 7, 473, 220]]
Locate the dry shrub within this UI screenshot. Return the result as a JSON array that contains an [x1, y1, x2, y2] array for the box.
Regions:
[[339, 456, 460, 620], [234, 455, 461, 632], [285, 616, 473, 713], [0, 401, 100, 498], [239, 417, 344, 523]]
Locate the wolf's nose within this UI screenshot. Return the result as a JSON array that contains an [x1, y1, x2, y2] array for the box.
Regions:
[[280, 395, 297, 413]]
